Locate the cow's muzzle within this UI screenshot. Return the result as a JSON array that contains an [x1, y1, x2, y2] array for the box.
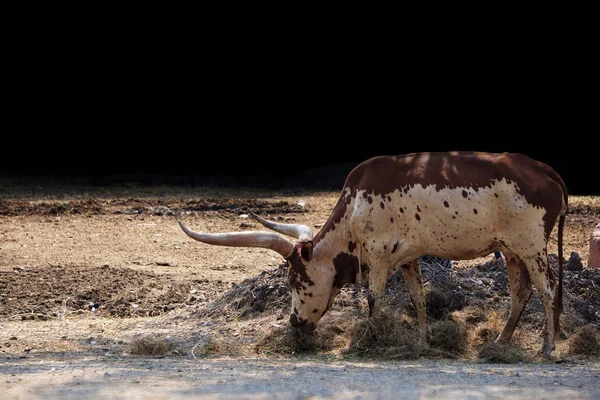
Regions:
[[290, 314, 316, 332]]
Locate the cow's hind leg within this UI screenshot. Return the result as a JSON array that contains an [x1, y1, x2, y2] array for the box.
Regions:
[[496, 253, 532, 344], [399, 259, 428, 345], [518, 252, 557, 358]]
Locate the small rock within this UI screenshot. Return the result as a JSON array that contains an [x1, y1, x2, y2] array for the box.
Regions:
[[565, 252, 583, 271]]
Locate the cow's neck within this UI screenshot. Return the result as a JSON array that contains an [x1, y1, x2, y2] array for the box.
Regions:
[[310, 188, 365, 286]]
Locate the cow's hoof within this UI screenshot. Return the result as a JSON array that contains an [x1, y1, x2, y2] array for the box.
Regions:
[[536, 343, 555, 360]]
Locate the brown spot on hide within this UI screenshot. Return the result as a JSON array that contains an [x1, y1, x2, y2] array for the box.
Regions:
[[361, 263, 369, 280], [473, 209, 478, 214], [287, 250, 314, 293], [391, 241, 399, 254], [368, 196, 373, 204], [443, 200, 449, 207], [415, 213, 421, 221], [390, 217, 394, 223], [348, 241, 356, 253], [399, 207, 404, 213], [333, 252, 360, 288], [462, 190, 468, 198], [380, 201, 385, 209], [313, 309, 318, 313], [417, 205, 421, 212]]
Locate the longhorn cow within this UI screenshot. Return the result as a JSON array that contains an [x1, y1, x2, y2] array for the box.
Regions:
[[179, 151, 568, 357]]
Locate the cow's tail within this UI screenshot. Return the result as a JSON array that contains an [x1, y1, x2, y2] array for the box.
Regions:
[[553, 213, 565, 336], [553, 183, 568, 337]]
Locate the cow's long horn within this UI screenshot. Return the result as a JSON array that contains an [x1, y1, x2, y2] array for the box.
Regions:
[[178, 221, 295, 258], [248, 210, 313, 242]]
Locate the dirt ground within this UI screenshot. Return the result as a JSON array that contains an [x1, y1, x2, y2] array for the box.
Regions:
[[1, 176, 599, 399]]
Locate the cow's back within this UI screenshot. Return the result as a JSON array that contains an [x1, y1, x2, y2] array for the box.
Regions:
[[343, 151, 567, 236]]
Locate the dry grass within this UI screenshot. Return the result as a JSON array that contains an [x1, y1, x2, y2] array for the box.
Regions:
[[129, 335, 177, 356], [254, 325, 324, 355], [569, 195, 600, 208], [450, 307, 532, 362], [567, 324, 600, 355], [254, 298, 471, 360], [477, 341, 531, 363], [245, 295, 600, 363], [345, 302, 427, 359], [468, 309, 504, 348], [429, 320, 467, 356], [190, 336, 238, 357]]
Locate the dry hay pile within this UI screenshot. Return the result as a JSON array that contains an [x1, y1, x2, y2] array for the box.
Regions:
[[197, 252, 600, 361]]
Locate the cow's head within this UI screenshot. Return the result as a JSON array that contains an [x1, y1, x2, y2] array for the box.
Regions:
[[178, 211, 336, 332]]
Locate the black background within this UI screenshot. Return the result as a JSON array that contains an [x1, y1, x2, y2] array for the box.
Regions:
[[3, 23, 597, 195]]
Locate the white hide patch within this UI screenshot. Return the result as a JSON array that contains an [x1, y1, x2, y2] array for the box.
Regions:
[[339, 178, 549, 265]]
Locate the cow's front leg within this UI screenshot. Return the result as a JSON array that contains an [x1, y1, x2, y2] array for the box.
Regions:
[[367, 288, 376, 317], [366, 263, 388, 317], [399, 259, 428, 345]]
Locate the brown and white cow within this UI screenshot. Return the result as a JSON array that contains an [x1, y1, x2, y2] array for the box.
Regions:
[[179, 151, 568, 357]]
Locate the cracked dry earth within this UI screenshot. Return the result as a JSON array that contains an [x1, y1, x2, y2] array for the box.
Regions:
[[0, 178, 599, 399]]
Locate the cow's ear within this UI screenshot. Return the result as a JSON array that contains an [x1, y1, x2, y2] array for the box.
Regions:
[[299, 241, 313, 261]]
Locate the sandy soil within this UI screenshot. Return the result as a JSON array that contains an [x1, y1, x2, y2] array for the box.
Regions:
[[1, 177, 599, 399]]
